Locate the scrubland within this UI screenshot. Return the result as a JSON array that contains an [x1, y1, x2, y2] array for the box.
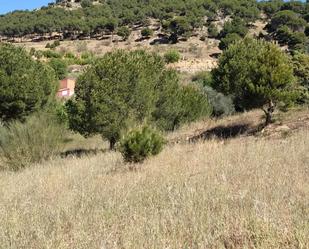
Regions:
[[0, 111, 308, 249]]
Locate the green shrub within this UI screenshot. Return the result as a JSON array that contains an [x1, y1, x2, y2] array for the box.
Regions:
[[53, 40, 61, 47], [179, 85, 212, 124], [164, 50, 181, 63], [81, 0, 92, 8], [219, 33, 242, 50], [203, 86, 235, 117], [46, 40, 61, 50], [219, 17, 248, 39], [64, 52, 76, 59], [208, 23, 219, 38], [29, 47, 36, 56], [192, 71, 213, 87], [117, 26, 131, 40], [0, 113, 67, 171], [119, 126, 165, 163], [305, 26, 309, 37], [42, 50, 62, 58], [80, 51, 94, 64], [141, 28, 154, 38]]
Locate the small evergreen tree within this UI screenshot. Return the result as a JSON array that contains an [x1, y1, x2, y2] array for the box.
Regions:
[[0, 44, 57, 122], [166, 17, 192, 43], [213, 38, 298, 125], [66, 50, 165, 149], [120, 126, 165, 163]]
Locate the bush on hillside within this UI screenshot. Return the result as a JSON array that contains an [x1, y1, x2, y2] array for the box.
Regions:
[[180, 85, 212, 123], [292, 52, 309, 90], [219, 33, 242, 50], [219, 17, 248, 39], [119, 126, 165, 163], [268, 10, 306, 32], [0, 113, 67, 171], [42, 50, 62, 58], [117, 26, 131, 41], [192, 71, 213, 87], [152, 72, 212, 131], [64, 52, 76, 59], [45, 40, 61, 49], [208, 23, 219, 38], [165, 16, 193, 43], [141, 28, 154, 38], [81, 0, 92, 8], [204, 86, 235, 117], [164, 50, 181, 63]]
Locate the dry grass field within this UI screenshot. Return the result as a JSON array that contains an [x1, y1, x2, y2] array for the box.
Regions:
[[0, 110, 308, 249]]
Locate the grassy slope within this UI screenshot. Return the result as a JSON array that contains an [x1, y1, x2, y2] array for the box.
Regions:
[[0, 111, 308, 248]]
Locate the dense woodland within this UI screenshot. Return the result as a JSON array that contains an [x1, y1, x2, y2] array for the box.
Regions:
[[0, 0, 308, 52]]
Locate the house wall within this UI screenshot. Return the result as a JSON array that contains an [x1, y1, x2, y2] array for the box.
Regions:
[[57, 78, 76, 99]]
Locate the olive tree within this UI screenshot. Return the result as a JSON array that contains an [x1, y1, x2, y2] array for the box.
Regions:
[[213, 38, 297, 125]]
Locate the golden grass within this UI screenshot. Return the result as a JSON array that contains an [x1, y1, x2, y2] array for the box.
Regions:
[[0, 118, 308, 248]]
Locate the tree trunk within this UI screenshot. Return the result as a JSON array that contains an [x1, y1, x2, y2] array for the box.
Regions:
[[109, 137, 117, 151], [264, 100, 275, 126], [265, 111, 272, 126]]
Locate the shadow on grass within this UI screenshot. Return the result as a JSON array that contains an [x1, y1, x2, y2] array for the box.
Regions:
[[60, 148, 108, 158], [189, 122, 264, 143], [150, 35, 170, 45]]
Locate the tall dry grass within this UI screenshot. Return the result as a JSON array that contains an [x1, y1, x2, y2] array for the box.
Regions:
[[0, 128, 308, 248]]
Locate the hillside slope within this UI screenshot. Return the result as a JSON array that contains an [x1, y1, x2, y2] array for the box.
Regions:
[[0, 110, 308, 248]]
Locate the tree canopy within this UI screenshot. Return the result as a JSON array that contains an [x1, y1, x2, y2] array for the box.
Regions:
[[0, 0, 261, 39], [66, 50, 211, 149], [212, 37, 298, 125], [0, 44, 57, 122]]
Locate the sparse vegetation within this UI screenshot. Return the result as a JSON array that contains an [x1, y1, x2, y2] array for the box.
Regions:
[[141, 27, 153, 38], [46, 40, 61, 49], [0, 112, 67, 171], [164, 50, 181, 63]]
